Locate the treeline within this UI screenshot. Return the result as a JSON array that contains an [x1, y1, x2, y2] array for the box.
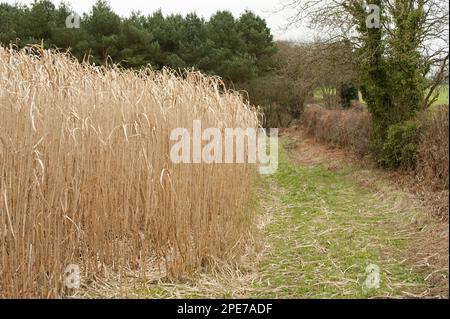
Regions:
[[0, 0, 277, 84], [0, 0, 365, 127]]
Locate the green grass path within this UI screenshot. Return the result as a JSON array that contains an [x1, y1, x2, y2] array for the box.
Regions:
[[252, 139, 428, 298]]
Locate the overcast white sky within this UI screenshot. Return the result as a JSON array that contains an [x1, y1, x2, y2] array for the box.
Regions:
[[3, 0, 318, 41]]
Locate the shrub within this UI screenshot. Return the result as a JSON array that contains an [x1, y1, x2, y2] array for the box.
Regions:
[[301, 105, 371, 157], [380, 120, 420, 169], [416, 106, 449, 189]]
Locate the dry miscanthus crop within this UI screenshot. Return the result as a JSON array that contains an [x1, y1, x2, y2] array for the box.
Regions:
[[0, 46, 260, 298]]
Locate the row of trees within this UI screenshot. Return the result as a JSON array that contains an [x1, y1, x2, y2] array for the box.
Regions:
[[0, 0, 277, 83]]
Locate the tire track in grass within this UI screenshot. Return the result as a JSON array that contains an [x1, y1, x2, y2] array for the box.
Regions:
[[253, 138, 430, 298]]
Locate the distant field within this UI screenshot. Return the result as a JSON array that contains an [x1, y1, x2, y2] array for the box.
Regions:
[[313, 85, 449, 106], [433, 85, 449, 105]]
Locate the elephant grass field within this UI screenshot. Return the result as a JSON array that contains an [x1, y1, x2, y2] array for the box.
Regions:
[[0, 46, 260, 298]]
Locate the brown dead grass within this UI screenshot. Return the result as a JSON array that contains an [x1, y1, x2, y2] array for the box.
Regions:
[[411, 222, 449, 298], [386, 170, 449, 221], [301, 105, 371, 158], [417, 106, 449, 191]]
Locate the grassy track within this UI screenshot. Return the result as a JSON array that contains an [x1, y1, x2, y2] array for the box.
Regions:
[[252, 139, 429, 298]]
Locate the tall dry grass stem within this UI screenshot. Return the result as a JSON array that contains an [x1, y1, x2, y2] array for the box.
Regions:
[[0, 46, 259, 298]]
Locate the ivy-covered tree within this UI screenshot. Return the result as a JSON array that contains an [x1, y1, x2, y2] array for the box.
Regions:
[[282, 0, 449, 159]]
